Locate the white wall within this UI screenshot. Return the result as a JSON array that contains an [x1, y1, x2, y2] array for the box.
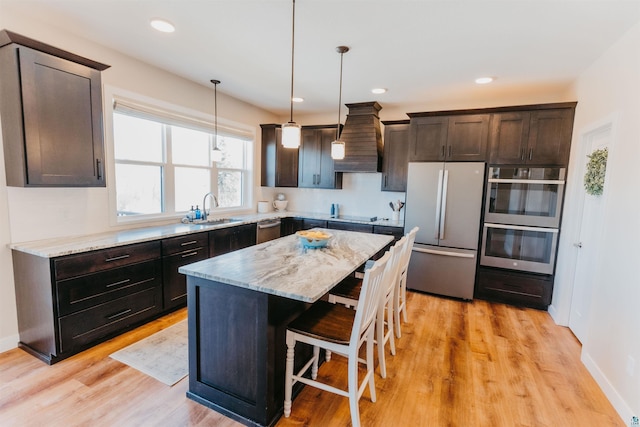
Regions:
[[552, 21, 640, 422], [0, 8, 278, 352]]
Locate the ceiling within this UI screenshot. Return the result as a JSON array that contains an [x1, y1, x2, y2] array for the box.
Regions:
[[3, 0, 640, 116]]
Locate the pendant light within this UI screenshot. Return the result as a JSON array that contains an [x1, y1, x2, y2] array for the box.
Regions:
[[211, 79, 223, 163], [281, 0, 301, 149], [331, 46, 349, 160]]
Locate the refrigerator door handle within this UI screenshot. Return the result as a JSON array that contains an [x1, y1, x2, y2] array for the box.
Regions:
[[412, 246, 475, 259], [439, 169, 449, 240], [434, 169, 444, 239]]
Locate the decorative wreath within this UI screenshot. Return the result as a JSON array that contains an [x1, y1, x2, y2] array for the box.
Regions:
[[583, 148, 608, 196]]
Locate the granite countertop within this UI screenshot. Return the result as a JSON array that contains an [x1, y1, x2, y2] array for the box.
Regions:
[[178, 229, 393, 302], [9, 210, 404, 258]]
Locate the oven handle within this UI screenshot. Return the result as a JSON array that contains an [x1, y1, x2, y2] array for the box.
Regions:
[[488, 178, 565, 185], [484, 223, 559, 233], [412, 247, 475, 259]]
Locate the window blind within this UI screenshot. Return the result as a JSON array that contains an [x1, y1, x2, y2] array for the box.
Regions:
[[112, 98, 253, 140]]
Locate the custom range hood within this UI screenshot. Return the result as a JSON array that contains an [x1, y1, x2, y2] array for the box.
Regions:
[[333, 101, 383, 172]]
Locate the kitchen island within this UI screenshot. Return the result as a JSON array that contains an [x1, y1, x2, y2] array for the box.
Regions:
[[179, 229, 393, 427]]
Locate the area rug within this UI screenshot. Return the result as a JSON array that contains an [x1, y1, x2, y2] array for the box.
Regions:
[[110, 320, 188, 386]]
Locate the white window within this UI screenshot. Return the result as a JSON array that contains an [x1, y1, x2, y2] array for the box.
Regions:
[[109, 93, 253, 223]]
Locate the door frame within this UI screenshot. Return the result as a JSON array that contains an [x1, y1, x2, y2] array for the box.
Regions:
[[550, 113, 617, 327]]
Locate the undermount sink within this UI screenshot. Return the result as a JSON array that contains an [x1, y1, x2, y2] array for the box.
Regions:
[[192, 218, 242, 226]]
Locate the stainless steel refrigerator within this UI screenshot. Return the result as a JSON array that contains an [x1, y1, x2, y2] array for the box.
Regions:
[[404, 162, 485, 300]]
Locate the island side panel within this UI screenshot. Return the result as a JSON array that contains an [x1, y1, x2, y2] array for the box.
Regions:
[[186, 275, 313, 427]]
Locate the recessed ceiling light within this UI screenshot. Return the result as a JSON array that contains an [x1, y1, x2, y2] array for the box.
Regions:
[[371, 88, 387, 94], [475, 77, 494, 84], [292, 97, 304, 103], [150, 19, 175, 33]]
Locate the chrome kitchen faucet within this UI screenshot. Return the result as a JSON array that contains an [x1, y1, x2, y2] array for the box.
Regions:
[[202, 192, 219, 220]]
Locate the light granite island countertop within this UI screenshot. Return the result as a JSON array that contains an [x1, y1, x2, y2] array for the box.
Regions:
[[179, 228, 393, 426], [178, 228, 393, 303]]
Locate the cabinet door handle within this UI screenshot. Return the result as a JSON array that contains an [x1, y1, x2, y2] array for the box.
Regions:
[[316, 174, 320, 185], [180, 240, 198, 246], [520, 148, 525, 161], [96, 159, 103, 180], [106, 308, 132, 320], [448, 145, 452, 158], [181, 251, 199, 258], [384, 175, 388, 188], [529, 148, 533, 160], [441, 145, 445, 157], [106, 278, 131, 288], [105, 254, 130, 262]]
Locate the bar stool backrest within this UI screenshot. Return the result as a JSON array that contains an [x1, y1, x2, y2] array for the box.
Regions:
[[351, 251, 390, 346]]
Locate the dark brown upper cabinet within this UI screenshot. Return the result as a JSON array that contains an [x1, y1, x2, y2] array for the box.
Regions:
[[0, 30, 109, 187], [260, 124, 298, 187], [408, 114, 489, 162], [489, 106, 576, 166], [381, 120, 410, 192], [298, 125, 343, 189]]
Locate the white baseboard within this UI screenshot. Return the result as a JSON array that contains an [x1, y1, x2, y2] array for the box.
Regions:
[[0, 333, 18, 354], [581, 349, 635, 425]]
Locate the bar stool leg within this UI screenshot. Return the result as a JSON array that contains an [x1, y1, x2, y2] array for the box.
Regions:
[[284, 333, 295, 417]]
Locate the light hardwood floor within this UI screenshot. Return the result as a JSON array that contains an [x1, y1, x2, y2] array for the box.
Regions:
[[0, 292, 623, 427]]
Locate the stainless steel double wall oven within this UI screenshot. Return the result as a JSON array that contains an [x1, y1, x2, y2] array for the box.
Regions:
[[480, 167, 566, 275]]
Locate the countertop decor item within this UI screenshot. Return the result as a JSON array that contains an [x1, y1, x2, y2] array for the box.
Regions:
[[584, 147, 608, 196], [296, 230, 332, 248]]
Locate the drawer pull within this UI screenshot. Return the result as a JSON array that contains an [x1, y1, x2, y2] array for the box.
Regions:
[[180, 240, 198, 246], [106, 308, 132, 320], [106, 278, 131, 288], [181, 251, 199, 258], [105, 254, 131, 263]]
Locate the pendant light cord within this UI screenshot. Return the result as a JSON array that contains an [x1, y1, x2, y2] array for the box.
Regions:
[[337, 50, 344, 140], [289, 0, 296, 123], [211, 79, 220, 150]]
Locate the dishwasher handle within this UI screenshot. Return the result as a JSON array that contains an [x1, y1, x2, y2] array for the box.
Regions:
[[257, 220, 281, 229]]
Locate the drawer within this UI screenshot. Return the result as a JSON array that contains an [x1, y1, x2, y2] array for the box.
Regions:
[[56, 259, 162, 316], [327, 221, 374, 233], [162, 232, 208, 256], [58, 286, 162, 353], [163, 246, 210, 310], [55, 241, 161, 280], [373, 225, 404, 240], [476, 268, 552, 309]]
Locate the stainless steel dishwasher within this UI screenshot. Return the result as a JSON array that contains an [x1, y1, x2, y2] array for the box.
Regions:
[[256, 219, 281, 244]]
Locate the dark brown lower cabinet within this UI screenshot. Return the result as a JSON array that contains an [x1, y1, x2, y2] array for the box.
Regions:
[[300, 218, 327, 230], [187, 276, 313, 427], [327, 221, 373, 233], [475, 266, 553, 310], [281, 217, 302, 236], [210, 224, 257, 257], [162, 232, 209, 310], [13, 241, 163, 364]]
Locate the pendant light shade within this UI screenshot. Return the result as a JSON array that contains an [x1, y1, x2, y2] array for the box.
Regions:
[[282, 122, 301, 148], [331, 46, 349, 160], [211, 79, 223, 163], [282, 0, 300, 149]]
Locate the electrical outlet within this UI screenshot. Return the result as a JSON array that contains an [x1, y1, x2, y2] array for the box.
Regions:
[[627, 356, 636, 377]]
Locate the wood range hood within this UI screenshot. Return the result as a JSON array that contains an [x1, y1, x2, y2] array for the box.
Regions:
[[333, 101, 383, 172]]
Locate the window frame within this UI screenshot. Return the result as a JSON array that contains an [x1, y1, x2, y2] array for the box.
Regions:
[[104, 86, 255, 226]]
